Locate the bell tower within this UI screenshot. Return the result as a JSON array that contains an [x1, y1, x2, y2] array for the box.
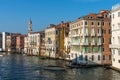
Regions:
[[28, 19, 32, 33]]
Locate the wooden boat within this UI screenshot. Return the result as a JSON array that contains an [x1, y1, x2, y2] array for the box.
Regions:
[[43, 65, 66, 71], [66, 63, 96, 68], [104, 65, 111, 69]]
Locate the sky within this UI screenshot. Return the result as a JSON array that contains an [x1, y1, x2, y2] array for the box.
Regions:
[[0, 0, 119, 34]]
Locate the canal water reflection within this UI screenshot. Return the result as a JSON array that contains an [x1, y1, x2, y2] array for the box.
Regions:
[[0, 53, 120, 80]]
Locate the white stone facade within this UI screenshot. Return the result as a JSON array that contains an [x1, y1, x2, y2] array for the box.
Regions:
[[110, 4, 120, 69], [24, 32, 40, 55]]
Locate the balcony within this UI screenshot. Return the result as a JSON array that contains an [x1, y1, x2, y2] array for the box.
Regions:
[[71, 34, 80, 37], [71, 42, 80, 45], [91, 42, 95, 45], [109, 44, 120, 49], [97, 42, 102, 45], [97, 25, 101, 28], [84, 33, 89, 36], [91, 33, 95, 36], [45, 44, 53, 46], [91, 25, 94, 27], [97, 33, 101, 36], [80, 42, 89, 46]]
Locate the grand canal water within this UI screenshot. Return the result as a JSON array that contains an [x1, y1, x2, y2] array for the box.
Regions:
[[0, 53, 120, 80]]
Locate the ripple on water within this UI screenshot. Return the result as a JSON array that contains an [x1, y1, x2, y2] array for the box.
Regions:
[[0, 53, 120, 80]]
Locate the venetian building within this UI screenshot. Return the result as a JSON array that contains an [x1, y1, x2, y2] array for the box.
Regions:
[[40, 31, 45, 56], [56, 21, 70, 59], [16, 34, 25, 53], [6, 34, 16, 52], [70, 10, 111, 65], [45, 24, 58, 58], [24, 19, 40, 55], [0, 32, 2, 51], [110, 4, 120, 69]]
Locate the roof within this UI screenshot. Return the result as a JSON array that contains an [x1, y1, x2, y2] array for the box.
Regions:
[[77, 10, 111, 20]]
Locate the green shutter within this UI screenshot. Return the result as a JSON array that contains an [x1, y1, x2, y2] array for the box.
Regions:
[[92, 47, 94, 52], [85, 47, 88, 53], [98, 47, 101, 52]]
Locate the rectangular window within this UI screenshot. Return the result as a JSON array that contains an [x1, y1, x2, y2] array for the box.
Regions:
[[85, 21, 87, 25], [118, 12, 120, 17], [113, 37, 114, 43], [91, 22, 94, 26], [103, 55, 105, 60], [118, 23, 120, 29], [92, 47, 95, 52], [103, 38, 105, 43], [102, 29, 104, 34], [98, 47, 101, 52], [84, 28, 88, 33], [98, 55, 100, 61], [56, 31, 58, 35], [82, 47, 85, 52], [118, 50, 120, 56], [98, 29, 101, 34], [113, 49, 115, 55], [85, 47, 88, 53], [113, 14, 114, 19], [109, 22, 111, 26], [102, 22, 104, 26], [92, 28, 94, 33], [113, 58, 115, 61], [118, 60, 120, 63], [92, 37, 94, 43], [102, 48, 104, 51], [98, 37, 101, 43], [118, 37, 120, 44], [109, 55, 111, 60], [102, 29, 106, 34], [109, 38, 111, 44], [98, 22, 100, 26], [85, 55, 88, 61], [92, 55, 94, 61], [109, 48, 111, 52], [84, 38, 88, 43], [109, 29, 111, 34]]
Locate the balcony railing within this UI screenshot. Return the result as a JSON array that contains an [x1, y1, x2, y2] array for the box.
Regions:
[[80, 33, 89, 36], [80, 42, 89, 45], [97, 25, 101, 27], [97, 42, 102, 45], [91, 33, 95, 36], [91, 25, 94, 27], [71, 34, 80, 37], [91, 42, 95, 45], [97, 33, 101, 36], [109, 44, 120, 49], [71, 42, 80, 45]]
